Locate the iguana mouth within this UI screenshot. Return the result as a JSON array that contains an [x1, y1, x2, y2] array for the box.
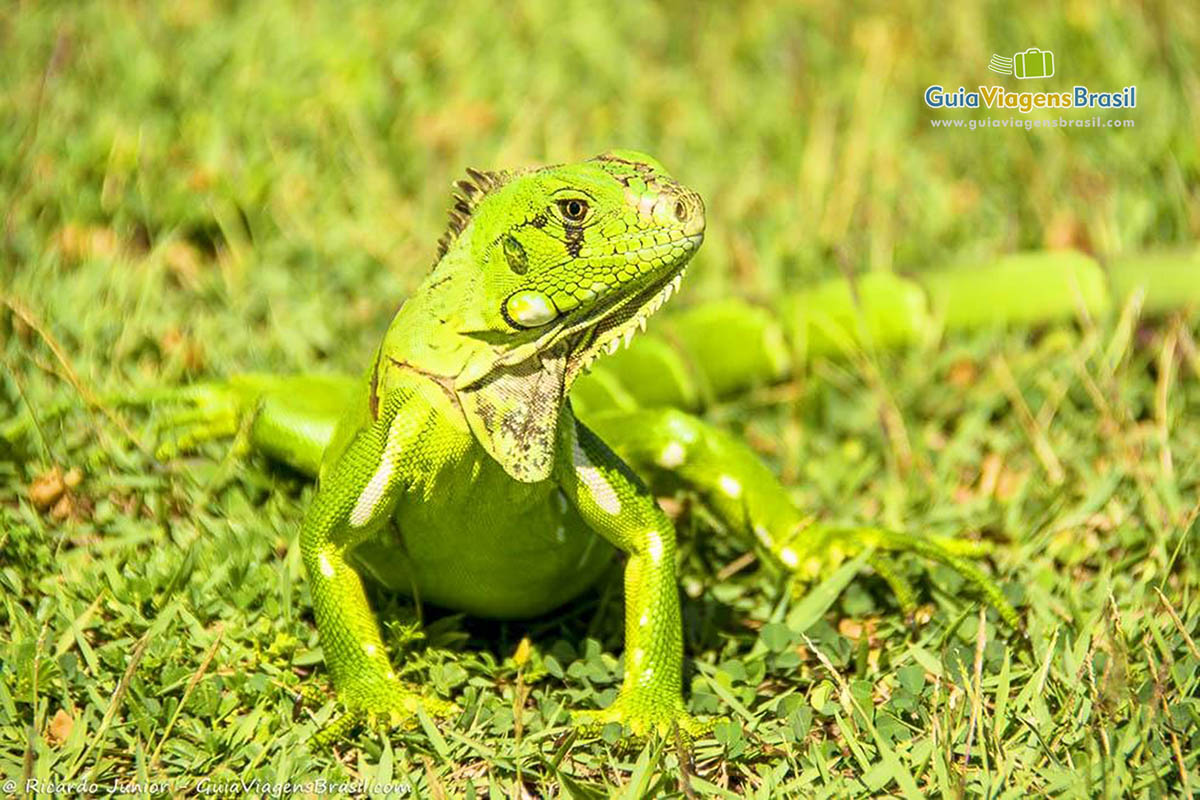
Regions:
[[559, 232, 703, 386], [456, 232, 703, 394]]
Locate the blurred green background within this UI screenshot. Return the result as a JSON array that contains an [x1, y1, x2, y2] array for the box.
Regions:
[[4, 1, 1196, 380], [3, 1, 1198, 795]]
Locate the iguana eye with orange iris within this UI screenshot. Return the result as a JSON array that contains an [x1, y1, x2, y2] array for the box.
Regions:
[[556, 198, 589, 222]]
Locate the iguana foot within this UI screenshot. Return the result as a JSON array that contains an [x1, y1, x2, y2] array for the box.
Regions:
[[312, 679, 460, 746], [586, 408, 1020, 628], [138, 382, 259, 459], [773, 524, 1020, 628], [572, 694, 714, 741], [0, 380, 258, 460], [143, 374, 353, 473]]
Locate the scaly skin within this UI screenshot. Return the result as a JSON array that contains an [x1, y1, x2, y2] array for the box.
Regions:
[[6, 151, 1085, 740], [297, 151, 712, 735], [569, 247, 1200, 413]]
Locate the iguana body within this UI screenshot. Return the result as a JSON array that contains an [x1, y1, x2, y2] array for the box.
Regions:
[[258, 151, 710, 733], [2, 153, 1195, 742], [5, 152, 1069, 737], [125, 152, 1026, 738]]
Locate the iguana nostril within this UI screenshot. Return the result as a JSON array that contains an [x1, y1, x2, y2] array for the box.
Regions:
[[674, 200, 687, 222]]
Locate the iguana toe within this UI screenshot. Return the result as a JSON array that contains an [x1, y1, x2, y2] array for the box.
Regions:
[[571, 697, 714, 742]]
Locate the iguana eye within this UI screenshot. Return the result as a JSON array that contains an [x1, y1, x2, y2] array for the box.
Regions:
[[556, 198, 589, 223]]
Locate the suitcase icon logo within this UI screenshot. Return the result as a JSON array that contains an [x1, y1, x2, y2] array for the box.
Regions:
[[989, 48, 1055, 80]]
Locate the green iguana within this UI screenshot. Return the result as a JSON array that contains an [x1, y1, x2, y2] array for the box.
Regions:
[[85, 151, 1020, 739], [19, 151, 1198, 740]]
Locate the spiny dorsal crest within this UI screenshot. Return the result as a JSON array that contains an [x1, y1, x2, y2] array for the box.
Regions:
[[435, 166, 514, 261]]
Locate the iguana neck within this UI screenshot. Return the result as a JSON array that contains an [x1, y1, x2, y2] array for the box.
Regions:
[[383, 252, 498, 384]]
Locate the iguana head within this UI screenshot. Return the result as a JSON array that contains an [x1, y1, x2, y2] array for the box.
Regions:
[[415, 151, 705, 482], [448, 150, 705, 384]]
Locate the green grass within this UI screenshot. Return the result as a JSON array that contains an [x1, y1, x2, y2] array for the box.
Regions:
[[2, 1, 1199, 796]]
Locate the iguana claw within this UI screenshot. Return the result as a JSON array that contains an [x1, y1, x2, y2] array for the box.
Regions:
[[571, 696, 714, 742], [773, 524, 1021, 628], [311, 680, 460, 746], [144, 382, 257, 459]]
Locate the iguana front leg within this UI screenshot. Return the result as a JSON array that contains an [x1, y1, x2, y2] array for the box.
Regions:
[[299, 389, 456, 731], [556, 419, 709, 738]]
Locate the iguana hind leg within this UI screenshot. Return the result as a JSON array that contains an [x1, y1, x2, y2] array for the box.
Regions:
[[583, 407, 1019, 627], [137, 374, 357, 475], [3, 373, 356, 476]]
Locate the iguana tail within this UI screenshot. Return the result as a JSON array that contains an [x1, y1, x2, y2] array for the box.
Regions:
[[571, 247, 1200, 415]]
